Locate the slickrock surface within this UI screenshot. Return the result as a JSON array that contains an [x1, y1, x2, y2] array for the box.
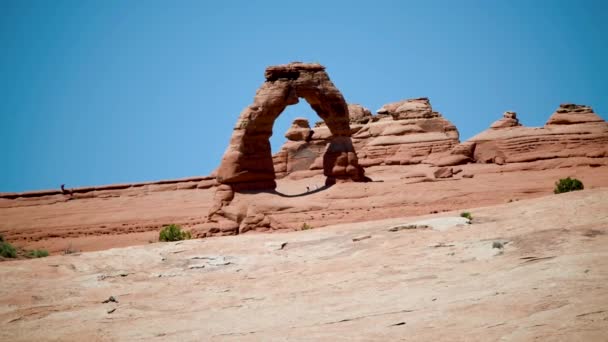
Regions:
[[1, 189, 607, 341]]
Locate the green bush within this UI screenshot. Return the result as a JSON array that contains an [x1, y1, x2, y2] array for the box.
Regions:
[[301, 223, 312, 230], [554, 177, 584, 194], [460, 212, 473, 220], [0, 241, 17, 258], [159, 224, 191, 242], [28, 249, 49, 258]]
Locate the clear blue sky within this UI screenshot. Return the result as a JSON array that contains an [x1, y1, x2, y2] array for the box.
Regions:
[[1, 0, 606, 192]]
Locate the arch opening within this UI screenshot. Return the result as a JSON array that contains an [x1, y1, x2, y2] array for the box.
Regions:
[[270, 101, 319, 154]]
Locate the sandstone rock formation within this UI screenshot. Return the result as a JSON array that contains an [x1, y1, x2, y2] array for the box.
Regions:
[[272, 101, 608, 179], [546, 103, 604, 125], [2, 90, 607, 244], [273, 97, 461, 174], [209, 63, 368, 234], [490, 111, 521, 129], [216, 62, 366, 191], [273, 118, 326, 179], [468, 104, 608, 164], [347, 103, 373, 124], [284, 117, 312, 141]]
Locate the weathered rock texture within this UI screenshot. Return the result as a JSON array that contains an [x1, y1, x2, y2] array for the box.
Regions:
[[356, 98, 459, 167], [2, 93, 607, 244], [468, 104, 608, 164], [273, 97, 461, 174], [272, 102, 608, 178], [209, 63, 368, 234], [216, 62, 365, 191], [490, 111, 521, 129], [3, 189, 608, 341], [273, 118, 327, 179]]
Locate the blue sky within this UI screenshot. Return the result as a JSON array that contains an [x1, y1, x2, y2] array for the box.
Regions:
[[1, 0, 606, 192]]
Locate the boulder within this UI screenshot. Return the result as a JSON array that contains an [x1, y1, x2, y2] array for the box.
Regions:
[[348, 104, 373, 124], [284, 118, 312, 141]]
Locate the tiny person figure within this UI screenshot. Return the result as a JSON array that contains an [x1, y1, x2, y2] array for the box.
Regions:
[[306, 186, 310, 192], [60, 184, 72, 196]]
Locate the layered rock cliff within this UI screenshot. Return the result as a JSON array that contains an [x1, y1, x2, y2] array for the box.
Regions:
[[468, 104, 608, 165], [273, 98, 462, 176], [272, 101, 607, 178]]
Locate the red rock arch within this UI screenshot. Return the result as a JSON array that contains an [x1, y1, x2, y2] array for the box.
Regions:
[[216, 63, 366, 190]]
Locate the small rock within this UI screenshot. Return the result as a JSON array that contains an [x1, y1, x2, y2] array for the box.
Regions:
[[352, 235, 372, 242], [462, 174, 474, 178], [429, 243, 455, 248], [102, 296, 118, 304], [188, 264, 206, 269], [388, 224, 429, 232], [265, 241, 288, 251]]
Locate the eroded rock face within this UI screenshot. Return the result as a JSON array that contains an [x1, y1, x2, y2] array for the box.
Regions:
[[469, 104, 608, 164], [273, 118, 327, 178], [546, 104, 604, 125], [216, 62, 366, 191], [377, 97, 437, 120], [355, 98, 459, 167], [284, 118, 312, 142], [347, 104, 373, 124], [490, 111, 521, 129], [273, 97, 461, 173]]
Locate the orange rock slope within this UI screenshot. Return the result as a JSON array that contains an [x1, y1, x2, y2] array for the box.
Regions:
[[1, 189, 608, 340]]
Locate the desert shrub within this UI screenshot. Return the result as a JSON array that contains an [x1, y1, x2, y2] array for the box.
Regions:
[[492, 241, 504, 249], [0, 234, 4, 242], [159, 224, 191, 242], [554, 177, 584, 194], [0, 241, 17, 258], [28, 249, 49, 258], [460, 212, 473, 220], [301, 223, 312, 230]]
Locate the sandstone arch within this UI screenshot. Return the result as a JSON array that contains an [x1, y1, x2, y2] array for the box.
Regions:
[[216, 62, 366, 191]]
